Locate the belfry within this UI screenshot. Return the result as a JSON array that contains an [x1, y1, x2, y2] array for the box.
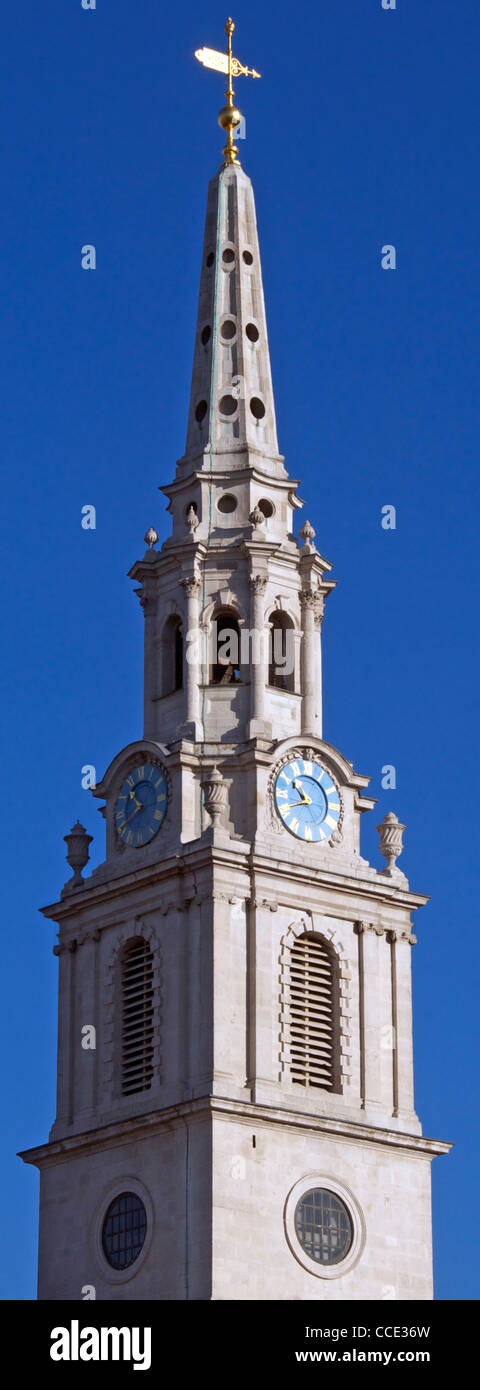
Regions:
[[21, 20, 450, 1301]]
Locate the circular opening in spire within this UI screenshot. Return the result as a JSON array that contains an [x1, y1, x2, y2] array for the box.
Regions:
[[246, 323, 259, 343], [220, 319, 236, 341], [206, 252, 215, 268], [201, 325, 211, 346], [217, 494, 238, 514], [250, 397, 265, 421], [257, 498, 274, 518], [222, 248, 235, 267], [219, 395, 237, 417], [195, 400, 208, 424], [242, 250, 254, 266]]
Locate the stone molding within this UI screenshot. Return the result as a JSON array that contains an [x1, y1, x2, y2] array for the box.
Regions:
[[53, 927, 101, 956], [20, 1094, 452, 1170], [246, 895, 278, 912], [355, 919, 416, 945], [103, 918, 163, 1104]]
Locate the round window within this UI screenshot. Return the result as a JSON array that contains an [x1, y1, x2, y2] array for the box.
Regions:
[[217, 493, 238, 514], [257, 497, 274, 518], [102, 1192, 147, 1271], [294, 1188, 352, 1266], [219, 394, 237, 416]]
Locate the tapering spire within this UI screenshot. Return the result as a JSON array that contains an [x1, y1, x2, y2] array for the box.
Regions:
[[178, 160, 285, 480], [181, 21, 286, 485]]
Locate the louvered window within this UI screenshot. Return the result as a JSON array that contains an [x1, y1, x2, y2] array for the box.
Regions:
[[121, 939, 154, 1096], [289, 934, 336, 1090]]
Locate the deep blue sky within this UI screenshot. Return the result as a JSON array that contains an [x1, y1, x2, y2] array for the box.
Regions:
[[2, 1, 478, 1301]]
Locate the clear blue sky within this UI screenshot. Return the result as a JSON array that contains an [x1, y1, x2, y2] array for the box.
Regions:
[[2, 1, 478, 1301]]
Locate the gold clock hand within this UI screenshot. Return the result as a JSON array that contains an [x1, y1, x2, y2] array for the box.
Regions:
[[292, 780, 312, 805]]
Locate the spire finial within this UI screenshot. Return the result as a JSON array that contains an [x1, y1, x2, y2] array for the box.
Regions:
[[195, 17, 261, 167]]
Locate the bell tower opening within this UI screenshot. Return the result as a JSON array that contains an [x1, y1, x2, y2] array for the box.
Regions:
[[210, 610, 242, 685], [160, 616, 183, 696], [269, 611, 295, 692]]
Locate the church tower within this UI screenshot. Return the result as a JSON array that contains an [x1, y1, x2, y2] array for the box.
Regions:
[[21, 21, 450, 1301]]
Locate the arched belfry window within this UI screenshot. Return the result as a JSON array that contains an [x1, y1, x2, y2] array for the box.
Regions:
[[120, 938, 154, 1097], [269, 612, 295, 692], [210, 609, 241, 685], [160, 615, 183, 696], [288, 933, 338, 1091]]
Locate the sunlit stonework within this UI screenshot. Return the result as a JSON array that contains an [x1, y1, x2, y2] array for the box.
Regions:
[[20, 20, 450, 1302]]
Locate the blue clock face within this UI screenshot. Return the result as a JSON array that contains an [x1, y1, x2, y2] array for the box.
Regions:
[[274, 757, 340, 843], [115, 763, 168, 848]]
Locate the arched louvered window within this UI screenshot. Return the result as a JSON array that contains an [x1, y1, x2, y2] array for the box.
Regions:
[[289, 933, 338, 1091], [121, 939, 154, 1096]]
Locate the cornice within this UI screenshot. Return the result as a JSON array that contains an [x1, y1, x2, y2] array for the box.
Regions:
[[41, 835, 427, 927], [18, 1095, 452, 1170], [248, 852, 429, 912]]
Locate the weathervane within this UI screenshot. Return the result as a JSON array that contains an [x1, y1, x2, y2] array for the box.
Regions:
[[195, 17, 260, 166]]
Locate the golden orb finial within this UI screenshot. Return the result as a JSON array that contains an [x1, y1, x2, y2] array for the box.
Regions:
[[194, 17, 261, 167]]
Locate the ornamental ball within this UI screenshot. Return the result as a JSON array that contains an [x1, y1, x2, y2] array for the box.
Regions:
[[218, 105, 242, 131]]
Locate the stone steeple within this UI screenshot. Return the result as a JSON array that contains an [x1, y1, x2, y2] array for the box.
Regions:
[[129, 152, 336, 748], [20, 24, 450, 1304], [181, 161, 282, 475]]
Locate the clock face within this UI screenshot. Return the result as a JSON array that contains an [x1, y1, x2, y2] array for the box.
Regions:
[[274, 757, 340, 843], [115, 763, 168, 848]]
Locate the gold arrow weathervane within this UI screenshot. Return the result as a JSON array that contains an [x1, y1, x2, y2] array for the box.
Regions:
[[195, 18, 261, 166]]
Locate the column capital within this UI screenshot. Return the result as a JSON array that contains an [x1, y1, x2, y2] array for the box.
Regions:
[[249, 573, 268, 594], [180, 575, 202, 597], [354, 920, 385, 937], [301, 587, 324, 623]]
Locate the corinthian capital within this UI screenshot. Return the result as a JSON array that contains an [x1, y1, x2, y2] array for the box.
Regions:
[[301, 588, 324, 623], [181, 576, 201, 598], [250, 573, 268, 594]]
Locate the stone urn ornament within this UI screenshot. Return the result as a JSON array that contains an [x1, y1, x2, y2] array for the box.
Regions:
[[63, 821, 93, 890], [299, 519, 316, 554], [376, 812, 406, 876], [144, 526, 159, 551], [186, 505, 199, 534], [202, 765, 228, 828]]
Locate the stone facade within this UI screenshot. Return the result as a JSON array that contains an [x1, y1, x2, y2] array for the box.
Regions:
[[20, 157, 450, 1301]]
